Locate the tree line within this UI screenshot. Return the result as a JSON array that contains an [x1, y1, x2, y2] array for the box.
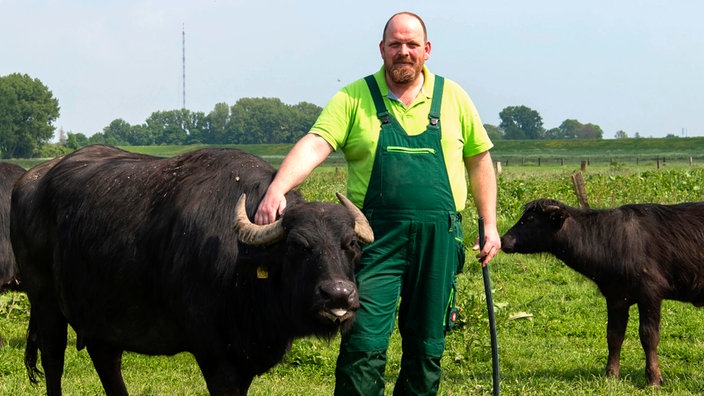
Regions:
[[65, 99, 321, 149], [3, 73, 648, 159], [491, 105, 605, 140]]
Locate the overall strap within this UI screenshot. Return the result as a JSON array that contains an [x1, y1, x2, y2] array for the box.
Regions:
[[428, 75, 444, 130], [364, 75, 391, 125]]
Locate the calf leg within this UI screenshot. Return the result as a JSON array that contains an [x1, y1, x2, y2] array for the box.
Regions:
[[605, 297, 630, 379], [87, 342, 128, 396], [637, 300, 664, 387]]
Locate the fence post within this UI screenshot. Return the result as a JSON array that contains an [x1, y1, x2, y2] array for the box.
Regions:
[[571, 171, 590, 209]]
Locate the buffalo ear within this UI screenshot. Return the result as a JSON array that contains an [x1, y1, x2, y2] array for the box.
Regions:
[[542, 204, 569, 225]]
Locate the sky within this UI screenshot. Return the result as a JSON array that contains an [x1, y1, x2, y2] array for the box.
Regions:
[[2, 0, 703, 139]]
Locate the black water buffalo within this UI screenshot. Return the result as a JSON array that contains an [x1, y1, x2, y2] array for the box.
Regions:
[[11, 145, 373, 396], [0, 162, 26, 292], [0, 162, 26, 348], [501, 198, 704, 387]]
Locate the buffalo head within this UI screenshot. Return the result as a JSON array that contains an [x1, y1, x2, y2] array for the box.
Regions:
[[234, 193, 374, 336]]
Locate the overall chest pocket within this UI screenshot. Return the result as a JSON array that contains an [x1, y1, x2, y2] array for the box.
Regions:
[[377, 145, 448, 209], [385, 146, 437, 155]]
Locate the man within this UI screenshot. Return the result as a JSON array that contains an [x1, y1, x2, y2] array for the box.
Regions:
[[255, 11, 500, 395]]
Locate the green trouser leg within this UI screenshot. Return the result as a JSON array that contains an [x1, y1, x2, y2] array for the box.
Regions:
[[334, 351, 442, 396], [334, 211, 461, 396], [394, 355, 442, 396], [334, 350, 387, 396]]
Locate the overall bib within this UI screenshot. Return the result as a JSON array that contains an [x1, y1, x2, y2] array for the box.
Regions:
[[335, 75, 464, 396]]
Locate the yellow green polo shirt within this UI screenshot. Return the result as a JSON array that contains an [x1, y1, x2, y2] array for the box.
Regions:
[[311, 66, 493, 210]]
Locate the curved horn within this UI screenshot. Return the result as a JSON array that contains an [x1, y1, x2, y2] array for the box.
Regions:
[[336, 192, 374, 245], [234, 194, 285, 247]]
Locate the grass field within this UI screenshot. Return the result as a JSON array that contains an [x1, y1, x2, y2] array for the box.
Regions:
[[9, 136, 704, 169], [1, 141, 704, 394]]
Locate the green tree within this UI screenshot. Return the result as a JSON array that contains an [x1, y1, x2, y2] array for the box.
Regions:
[[124, 124, 155, 146], [499, 105, 544, 140], [558, 119, 582, 139], [88, 132, 106, 145], [0, 73, 60, 158], [229, 98, 291, 144], [580, 123, 603, 139], [289, 101, 322, 142], [544, 127, 561, 139], [204, 102, 232, 144], [182, 109, 206, 144], [66, 132, 90, 149], [144, 109, 205, 145], [151, 111, 187, 145], [614, 130, 629, 139], [85, 97, 321, 146], [102, 118, 132, 145], [558, 119, 604, 139], [39, 142, 71, 158]]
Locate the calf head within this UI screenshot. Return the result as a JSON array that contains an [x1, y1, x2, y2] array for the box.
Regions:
[[501, 198, 570, 254]]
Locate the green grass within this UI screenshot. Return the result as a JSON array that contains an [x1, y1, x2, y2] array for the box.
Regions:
[[491, 137, 704, 167], [1, 145, 704, 394], [9, 136, 704, 169]]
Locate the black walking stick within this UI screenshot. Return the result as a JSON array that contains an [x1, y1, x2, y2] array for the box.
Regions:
[[479, 217, 500, 396]]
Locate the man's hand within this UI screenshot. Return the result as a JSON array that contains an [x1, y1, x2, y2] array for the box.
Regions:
[[251, 134, 334, 225], [254, 192, 286, 225], [472, 224, 501, 267]]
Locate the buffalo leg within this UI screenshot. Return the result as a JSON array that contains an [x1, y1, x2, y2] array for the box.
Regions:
[[604, 297, 630, 379], [33, 302, 69, 396], [637, 300, 664, 387], [195, 355, 253, 396], [87, 343, 128, 396]]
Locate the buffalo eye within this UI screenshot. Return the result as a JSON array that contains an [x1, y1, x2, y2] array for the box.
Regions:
[[520, 214, 535, 224], [343, 236, 360, 251], [287, 232, 312, 255], [342, 235, 362, 262]]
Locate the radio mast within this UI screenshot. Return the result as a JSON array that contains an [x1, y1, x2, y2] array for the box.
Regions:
[[182, 23, 186, 110]]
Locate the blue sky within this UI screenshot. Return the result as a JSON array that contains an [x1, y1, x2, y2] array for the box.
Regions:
[[2, 0, 702, 139]]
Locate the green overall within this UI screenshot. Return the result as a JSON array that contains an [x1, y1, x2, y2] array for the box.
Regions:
[[335, 75, 464, 396]]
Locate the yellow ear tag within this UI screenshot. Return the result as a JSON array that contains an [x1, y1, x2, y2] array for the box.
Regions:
[[256, 266, 269, 279]]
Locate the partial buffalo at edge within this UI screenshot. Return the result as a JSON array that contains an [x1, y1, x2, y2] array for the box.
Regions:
[[0, 162, 26, 348]]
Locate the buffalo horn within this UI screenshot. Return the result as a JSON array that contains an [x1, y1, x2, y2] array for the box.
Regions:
[[336, 192, 374, 245], [234, 194, 285, 247]]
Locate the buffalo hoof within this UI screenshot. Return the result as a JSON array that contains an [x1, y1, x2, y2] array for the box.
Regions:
[[605, 366, 619, 379], [645, 370, 663, 388]]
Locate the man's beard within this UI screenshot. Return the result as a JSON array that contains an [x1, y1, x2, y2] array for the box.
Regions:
[[388, 63, 421, 85]]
